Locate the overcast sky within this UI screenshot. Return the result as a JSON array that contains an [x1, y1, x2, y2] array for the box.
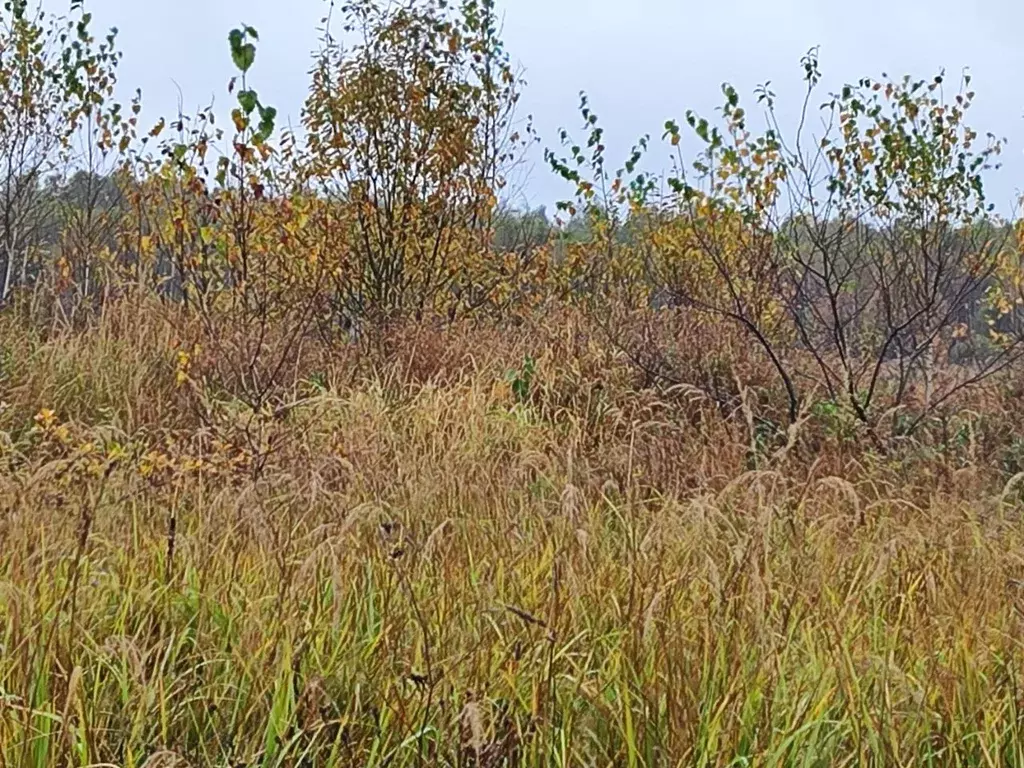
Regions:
[[50, 0, 1024, 213]]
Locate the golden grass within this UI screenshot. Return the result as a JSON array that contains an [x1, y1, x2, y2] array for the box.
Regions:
[[3, 301, 1024, 766]]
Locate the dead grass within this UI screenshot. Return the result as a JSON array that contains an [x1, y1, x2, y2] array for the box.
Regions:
[[2, 299, 1024, 766]]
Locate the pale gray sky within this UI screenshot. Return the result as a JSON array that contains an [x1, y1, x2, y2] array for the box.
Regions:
[[54, 0, 1024, 213]]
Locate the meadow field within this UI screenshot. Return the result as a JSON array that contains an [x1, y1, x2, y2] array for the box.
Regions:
[[4, 0, 1024, 765]]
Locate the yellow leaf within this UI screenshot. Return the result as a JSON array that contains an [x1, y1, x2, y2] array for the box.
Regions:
[[34, 408, 57, 429]]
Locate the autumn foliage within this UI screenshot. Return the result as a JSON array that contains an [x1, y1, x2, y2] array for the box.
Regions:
[[6, 1, 1024, 765]]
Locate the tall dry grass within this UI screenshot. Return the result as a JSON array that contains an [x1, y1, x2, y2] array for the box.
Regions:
[[2, 298, 1024, 766]]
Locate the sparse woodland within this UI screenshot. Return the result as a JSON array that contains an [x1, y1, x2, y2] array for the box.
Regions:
[[5, 0, 1024, 765]]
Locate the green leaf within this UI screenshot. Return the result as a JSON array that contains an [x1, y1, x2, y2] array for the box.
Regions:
[[229, 28, 256, 72], [238, 89, 258, 114], [256, 103, 280, 143], [257, 104, 277, 141], [233, 43, 256, 72]]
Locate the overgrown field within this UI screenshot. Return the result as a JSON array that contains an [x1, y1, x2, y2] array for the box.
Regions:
[[4, 0, 1024, 764], [3, 301, 1024, 766]]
